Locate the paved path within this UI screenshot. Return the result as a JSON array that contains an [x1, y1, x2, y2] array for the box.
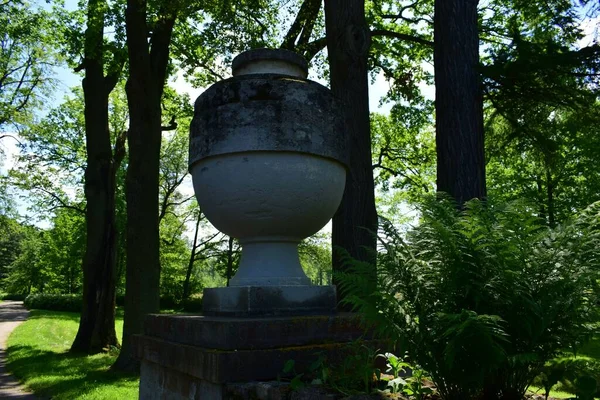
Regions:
[[0, 301, 37, 399]]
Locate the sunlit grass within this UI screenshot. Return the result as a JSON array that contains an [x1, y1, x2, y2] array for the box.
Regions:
[[6, 309, 139, 399], [528, 385, 576, 399]]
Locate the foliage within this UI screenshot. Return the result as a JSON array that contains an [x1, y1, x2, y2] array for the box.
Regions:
[[9, 88, 88, 217], [338, 196, 600, 399], [0, 293, 28, 301], [179, 296, 203, 313], [0, 214, 27, 280], [378, 352, 433, 399], [2, 209, 84, 295], [299, 233, 332, 285], [3, 224, 46, 294], [0, 0, 59, 130], [24, 293, 82, 312], [370, 111, 435, 214], [280, 340, 382, 396], [533, 355, 600, 399], [6, 309, 138, 399]]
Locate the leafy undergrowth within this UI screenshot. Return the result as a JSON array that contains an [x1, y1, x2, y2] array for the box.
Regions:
[[6, 309, 139, 399]]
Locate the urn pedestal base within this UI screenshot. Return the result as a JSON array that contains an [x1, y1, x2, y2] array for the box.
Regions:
[[202, 285, 337, 317], [135, 313, 368, 400]]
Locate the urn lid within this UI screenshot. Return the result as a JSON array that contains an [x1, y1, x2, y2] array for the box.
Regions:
[[232, 48, 309, 79]]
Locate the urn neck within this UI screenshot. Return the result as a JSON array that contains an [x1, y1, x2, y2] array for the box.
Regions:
[[232, 48, 309, 79]]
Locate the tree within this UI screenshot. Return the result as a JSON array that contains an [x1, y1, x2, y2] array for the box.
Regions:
[[434, 0, 486, 204], [3, 225, 46, 294], [324, 0, 378, 308], [71, 0, 127, 354], [41, 209, 86, 294], [371, 110, 435, 202], [299, 233, 332, 285], [115, 0, 180, 371], [0, 214, 26, 282], [116, 0, 279, 370], [9, 91, 87, 217], [0, 0, 57, 133], [480, 0, 600, 224]]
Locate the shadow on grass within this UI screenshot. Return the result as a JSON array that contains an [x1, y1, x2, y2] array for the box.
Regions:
[[7, 345, 138, 399], [26, 308, 125, 322], [26, 310, 81, 322], [578, 334, 600, 359]]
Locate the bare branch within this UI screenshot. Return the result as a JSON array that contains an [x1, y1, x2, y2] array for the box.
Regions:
[[371, 29, 433, 47], [38, 187, 86, 214], [302, 37, 327, 61], [0, 134, 22, 144]]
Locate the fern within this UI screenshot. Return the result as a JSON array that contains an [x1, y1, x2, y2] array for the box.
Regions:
[[337, 196, 600, 400]]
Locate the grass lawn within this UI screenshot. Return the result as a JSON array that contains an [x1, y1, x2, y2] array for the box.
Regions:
[[6, 310, 139, 399], [528, 385, 575, 399]]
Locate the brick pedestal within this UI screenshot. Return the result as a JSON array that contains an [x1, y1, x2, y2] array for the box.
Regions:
[[135, 313, 367, 399]]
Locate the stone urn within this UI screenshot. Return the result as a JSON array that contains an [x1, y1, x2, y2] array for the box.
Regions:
[[189, 48, 347, 316]]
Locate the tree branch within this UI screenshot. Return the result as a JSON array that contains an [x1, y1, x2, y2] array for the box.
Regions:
[[0, 134, 22, 144], [281, 0, 322, 51], [301, 37, 327, 61], [161, 115, 178, 131], [371, 29, 433, 46]]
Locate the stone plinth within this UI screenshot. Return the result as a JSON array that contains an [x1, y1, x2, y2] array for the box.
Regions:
[[202, 285, 336, 317], [135, 313, 369, 399]]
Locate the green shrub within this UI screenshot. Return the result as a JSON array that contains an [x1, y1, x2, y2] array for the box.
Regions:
[[24, 293, 82, 312], [180, 296, 203, 313], [1, 293, 28, 301], [159, 295, 179, 310], [338, 196, 600, 400]]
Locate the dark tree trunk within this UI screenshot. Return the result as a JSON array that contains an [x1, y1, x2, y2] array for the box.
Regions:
[[71, 0, 121, 354], [112, 0, 176, 372], [434, 0, 486, 204], [182, 212, 202, 300], [324, 0, 378, 310], [546, 166, 555, 228], [536, 174, 547, 221], [225, 236, 234, 287]]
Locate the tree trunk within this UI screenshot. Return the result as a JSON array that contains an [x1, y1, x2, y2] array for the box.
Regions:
[[324, 0, 378, 310], [225, 236, 234, 287], [434, 0, 486, 204], [112, 0, 176, 372], [536, 174, 547, 221], [182, 212, 202, 300], [546, 166, 555, 228], [71, 0, 119, 354]]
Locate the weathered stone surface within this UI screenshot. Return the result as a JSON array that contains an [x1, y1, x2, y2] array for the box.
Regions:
[[290, 387, 338, 400], [139, 361, 224, 400], [227, 381, 293, 400], [191, 153, 346, 288], [136, 314, 376, 399], [225, 382, 393, 400], [143, 313, 367, 350], [202, 285, 336, 317], [232, 48, 309, 78], [189, 49, 347, 294], [135, 334, 357, 384], [189, 74, 348, 169]]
